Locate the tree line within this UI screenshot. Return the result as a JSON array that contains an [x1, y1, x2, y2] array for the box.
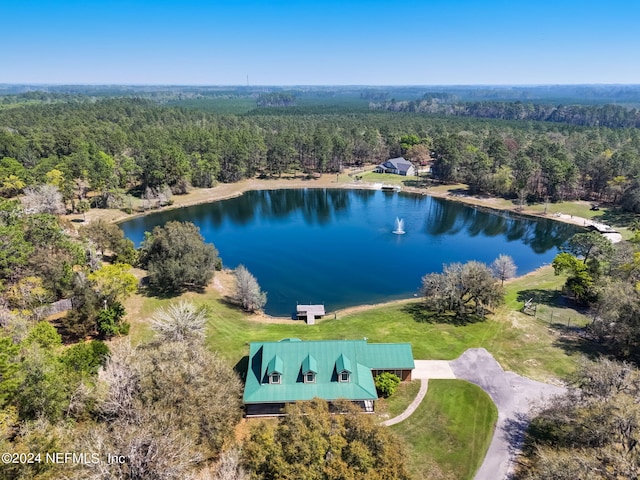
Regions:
[[512, 227, 640, 477], [1, 98, 640, 212], [373, 98, 640, 129]]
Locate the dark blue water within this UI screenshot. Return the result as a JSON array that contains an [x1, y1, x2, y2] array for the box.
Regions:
[[120, 189, 578, 316]]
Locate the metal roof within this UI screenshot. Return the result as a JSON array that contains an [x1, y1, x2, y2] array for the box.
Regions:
[[336, 353, 352, 373], [266, 355, 284, 375], [302, 354, 318, 374], [243, 340, 414, 404]]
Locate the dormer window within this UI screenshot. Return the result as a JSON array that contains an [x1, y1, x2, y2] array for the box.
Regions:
[[267, 355, 283, 385], [336, 354, 352, 383], [301, 354, 318, 384]]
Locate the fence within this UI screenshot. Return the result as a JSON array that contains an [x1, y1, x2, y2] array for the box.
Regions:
[[36, 298, 73, 318]]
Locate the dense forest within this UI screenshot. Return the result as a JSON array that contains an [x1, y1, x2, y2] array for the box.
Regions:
[[373, 98, 640, 128], [1, 93, 640, 210], [2, 86, 640, 478]]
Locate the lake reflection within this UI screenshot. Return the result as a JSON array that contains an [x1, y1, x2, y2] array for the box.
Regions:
[[120, 189, 579, 316]]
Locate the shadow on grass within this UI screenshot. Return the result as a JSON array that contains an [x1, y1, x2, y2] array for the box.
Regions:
[[516, 289, 560, 306], [402, 303, 486, 326], [138, 286, 185, 300], [552, 333, 628, 363], [516, 289, 588, 313], [594, 207, 638, 228], [216, 295, 252, 314], [447, 187, 470, 197], [138, 280, 206, 300], [402, 179, 432, 189], [234, 356, 249, 382]]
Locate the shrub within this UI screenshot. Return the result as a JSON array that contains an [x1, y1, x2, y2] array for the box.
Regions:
[[375, 372, 401, 398], [96, 302, 127, 338], [61, 340, 110, 375]]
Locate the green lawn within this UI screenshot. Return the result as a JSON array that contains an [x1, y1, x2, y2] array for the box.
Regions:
[[526, 200, 601, 219], [125, 266, 588, 479], [376, 380, 422, 421], [358, 171, 422, 186], [126, 266, 589, 382], [391, 380, 498, 480]]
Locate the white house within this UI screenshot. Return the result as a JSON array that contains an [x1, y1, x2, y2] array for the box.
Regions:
[[374, 157, 415, 176]]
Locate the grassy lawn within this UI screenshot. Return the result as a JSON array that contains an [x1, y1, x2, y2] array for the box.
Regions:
[[391, 380, 498, 480], [126, 265, 590, 383], [358, 171, 422, 186], [525, 200, 601, 219], [376, 380, 422, 421], [123, 265, 589, 479]]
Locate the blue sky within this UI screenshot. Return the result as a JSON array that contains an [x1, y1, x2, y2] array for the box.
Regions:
[[2, 0, 638, 85]]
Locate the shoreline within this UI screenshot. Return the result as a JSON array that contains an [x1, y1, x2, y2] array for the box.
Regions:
[[67, 171, 595, 232], [70, 173, 592, 324]]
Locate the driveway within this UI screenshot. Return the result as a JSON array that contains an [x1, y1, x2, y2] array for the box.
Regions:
[[412, 360, 456, 380], [449, 348, 566, 480]]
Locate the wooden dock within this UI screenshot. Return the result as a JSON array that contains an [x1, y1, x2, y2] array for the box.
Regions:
[[296, 304, 325, 325]]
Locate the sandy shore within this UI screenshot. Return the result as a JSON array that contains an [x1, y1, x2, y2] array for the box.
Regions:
[[70, 172, 599, 324], [66, 170, 597, 234]]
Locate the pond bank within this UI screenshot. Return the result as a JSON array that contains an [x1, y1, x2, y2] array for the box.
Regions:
[[71, 173, 595, 322], [65, 171, 595, 235]]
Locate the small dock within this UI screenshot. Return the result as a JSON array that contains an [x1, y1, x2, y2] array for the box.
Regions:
[[296, 304, 325, 325], [586, 223, 617, 234]]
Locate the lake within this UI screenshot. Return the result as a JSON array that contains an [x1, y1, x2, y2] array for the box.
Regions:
[[120, 189, 579, 316]]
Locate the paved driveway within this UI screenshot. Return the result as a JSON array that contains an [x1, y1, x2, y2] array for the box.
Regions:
[[383, 351, 564, 479], [449, 348, 566, 480], [412, 360, 456, 379]]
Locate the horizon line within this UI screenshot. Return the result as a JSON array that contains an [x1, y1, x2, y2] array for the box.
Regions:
[[2, 82, 640, 88]]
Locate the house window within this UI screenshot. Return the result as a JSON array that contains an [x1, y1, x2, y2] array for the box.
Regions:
[[339, 372, 350, 383], [270, 374, 280, 384], [305, 373, 315, 383]]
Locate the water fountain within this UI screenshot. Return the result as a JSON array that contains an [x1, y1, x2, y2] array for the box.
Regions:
[[392, 217, 405, 235]]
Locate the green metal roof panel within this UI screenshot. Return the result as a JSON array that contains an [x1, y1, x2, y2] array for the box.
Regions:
[[336, 353, 352, 373], [302, 354, 318, 374], [266, 355, 284, 375], [359, 344, 415, 370], [243, 340, 414, 405]]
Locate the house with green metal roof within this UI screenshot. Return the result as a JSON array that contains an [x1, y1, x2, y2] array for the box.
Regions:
[[243, 339, 414, 417]]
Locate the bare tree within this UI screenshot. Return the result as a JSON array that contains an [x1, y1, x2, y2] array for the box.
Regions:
[[234, 265, 267, 313], [87, 340, 243, 480], [157, 184, 173, 207], [77, 422, 202, 480], [150, 301, 207, 343], [196, 447, 249, 480], [97, 341, 140, 421], [21, 184, 66, 215], [490, 254, 517, 286]]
